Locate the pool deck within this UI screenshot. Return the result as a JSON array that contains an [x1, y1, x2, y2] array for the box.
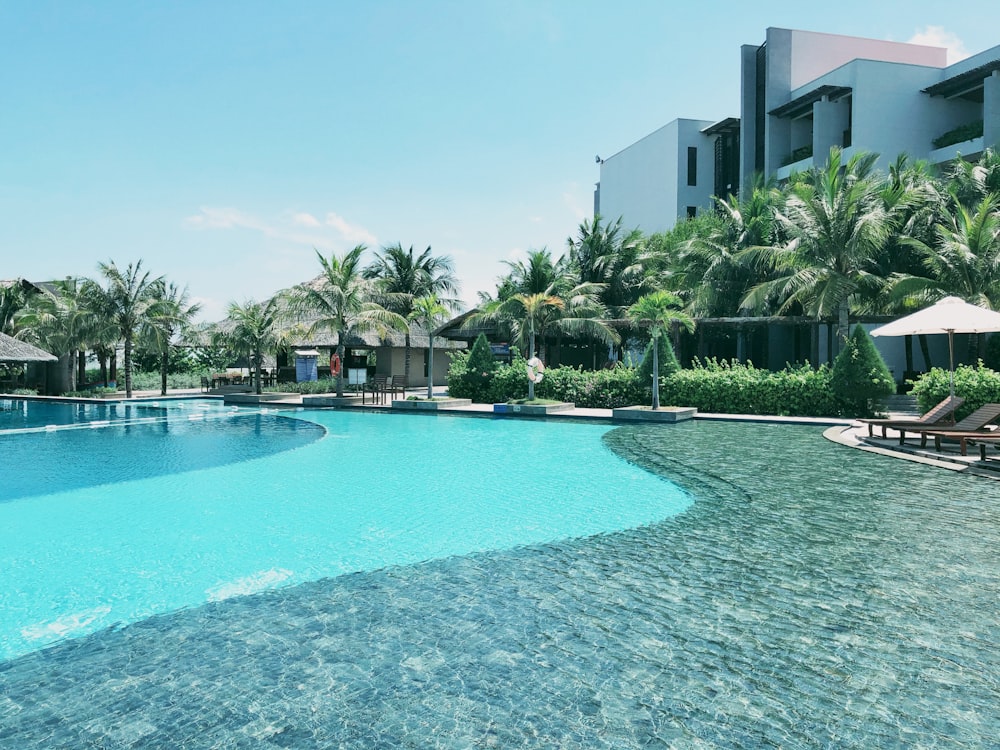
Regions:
[[81, 387, 1000, 480]]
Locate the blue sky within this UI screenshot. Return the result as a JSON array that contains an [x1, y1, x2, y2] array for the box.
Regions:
[[2, 1, 998, 322]]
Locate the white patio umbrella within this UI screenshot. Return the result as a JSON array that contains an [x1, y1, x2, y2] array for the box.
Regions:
[[870, 296, 1000, 398]]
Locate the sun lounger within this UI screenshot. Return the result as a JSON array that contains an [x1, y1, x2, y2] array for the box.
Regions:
[[859, 395, 964, 440], [903, 403, 1000, 454]]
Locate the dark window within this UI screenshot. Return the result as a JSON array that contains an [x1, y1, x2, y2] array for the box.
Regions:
[[686, 206, 697, 219], [687, 147, 697, 186]]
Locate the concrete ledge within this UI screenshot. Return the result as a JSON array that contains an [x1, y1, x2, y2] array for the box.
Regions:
[[301, 394, 364, 407], [224, 392, 295, 405], [391, 398, 473, 411], [612, 405, 697, 423], [494, 402, 575, 416]]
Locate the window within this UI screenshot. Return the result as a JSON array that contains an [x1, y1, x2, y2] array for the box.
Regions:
[[686, 206, 697, 219], [687, 147, 697, 186]]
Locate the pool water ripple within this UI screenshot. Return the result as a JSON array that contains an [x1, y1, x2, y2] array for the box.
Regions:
[[0, 417, 997, 747]]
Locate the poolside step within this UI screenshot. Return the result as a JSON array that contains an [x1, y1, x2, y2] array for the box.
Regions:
[[879, 394, 920, 418]]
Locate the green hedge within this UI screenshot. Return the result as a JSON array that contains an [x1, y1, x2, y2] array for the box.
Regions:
[[660, 359, 849, 417], [908, 363, 1000, 419], [448, 354, 853, 416]]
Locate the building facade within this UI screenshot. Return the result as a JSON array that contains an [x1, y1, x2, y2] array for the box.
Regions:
[[596, 27, 1000, 234]]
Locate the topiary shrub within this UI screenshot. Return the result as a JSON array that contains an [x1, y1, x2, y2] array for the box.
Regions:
[[446, 333, 500, 403], [830, 325, 895, 416]]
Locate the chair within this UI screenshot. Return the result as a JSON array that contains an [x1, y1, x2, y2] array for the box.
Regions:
[[904, 403, 1000, 455], [859, 395, 964, 441], [388, 375, 408, 401], [362, 374, 388, 405], [200, 376, 211, 393]]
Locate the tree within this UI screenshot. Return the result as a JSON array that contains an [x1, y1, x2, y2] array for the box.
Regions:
[[363, 243, 458, 383], [15, 279, 94, 393], [830, 324, 895, 415], [946, 148, 1000, 211], [741, 148, 895, 351], [287, 246, 408, 397], [627, 291, 694, 409], [470, 287, 620, 400], [143, 282, 201, 396], [0, 282, 28, 336], [86, 260, 167, 398], [890, 194, 1000, 361], [409, 294, 450, 399], [217, 299, 283, 395]]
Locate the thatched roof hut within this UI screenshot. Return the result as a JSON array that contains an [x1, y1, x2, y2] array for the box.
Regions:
[[0, 332, 57, 363]]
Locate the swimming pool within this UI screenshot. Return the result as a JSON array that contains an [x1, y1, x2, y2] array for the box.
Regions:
[[0, 401, 690, 661], [0, 406, 997, 747]]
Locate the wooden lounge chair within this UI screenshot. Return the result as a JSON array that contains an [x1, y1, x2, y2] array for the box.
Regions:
[[903, 403, 1000, 454], [859, 395, 964, 440]]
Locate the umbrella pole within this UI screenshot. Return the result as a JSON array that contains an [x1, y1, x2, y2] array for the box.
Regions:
[[948, 330, 955, 399]]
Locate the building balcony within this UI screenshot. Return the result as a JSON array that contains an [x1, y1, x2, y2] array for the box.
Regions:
[[928, 136, 985, 165]]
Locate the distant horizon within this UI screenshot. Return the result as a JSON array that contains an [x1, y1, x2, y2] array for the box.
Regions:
[[3, 1, 996, 322]]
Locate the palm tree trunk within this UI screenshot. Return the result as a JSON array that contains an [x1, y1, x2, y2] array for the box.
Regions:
[[837, 299, 850, 354], [124, 336, 133, 398], [160, 351, 168, 396], [651, 333, 660, 410], [426, 344, 434, 400], [918, 334, 932, 370], [255, 348, 263, 395], [77, 351, 87, 390], [404, 333, 411, 382], [527, 330, 536, 401]]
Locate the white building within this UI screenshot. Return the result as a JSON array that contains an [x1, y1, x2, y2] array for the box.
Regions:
[[596, 27, 1000, 234]]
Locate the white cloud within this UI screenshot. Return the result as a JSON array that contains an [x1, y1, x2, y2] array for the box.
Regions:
[[907, 26, 970, 64], [183, 206, 270, 232], [290, 212, 321, 227], [323, 212, 378, 246]]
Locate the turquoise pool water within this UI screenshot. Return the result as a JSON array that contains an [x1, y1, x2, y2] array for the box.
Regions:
[[1, 407, 998, 748], [0, 402, 690, 661]]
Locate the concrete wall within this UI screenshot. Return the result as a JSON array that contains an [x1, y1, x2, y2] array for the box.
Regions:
[[598, 118, 715, 234]]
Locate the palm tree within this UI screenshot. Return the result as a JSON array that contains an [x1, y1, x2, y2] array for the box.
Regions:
[[86, 260, 166, 398], [675, 180, 781, 318], [627, 291, 694, 410], [15, 279, 94, 392], [0, 282, 28, 336], [409, 294, 450, 400], [363, 243, 459, 383], [217, 299, 283, 395], [946, 148, 1000, 211], [890, 194, 1000, 360], [740, 148, 894, 351], [469, 286, 620, 401], [287, 246, 408, 397], [143, 282, 202, 396]]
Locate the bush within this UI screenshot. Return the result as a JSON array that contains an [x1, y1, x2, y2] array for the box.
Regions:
[[932, 120, 984, 149], [447, 334, 499, 403], [660, 358, 849, 417], [830, 325, 895, 416], [908, 363, 1000, 420], [534, 364, 644, 408], [636, 336, 681, 386], [265, 377, 338, 395]]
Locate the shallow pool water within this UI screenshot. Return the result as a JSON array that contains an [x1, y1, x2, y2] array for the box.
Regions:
[[0, 404, 690, 661], [0, 412, 997, 748]]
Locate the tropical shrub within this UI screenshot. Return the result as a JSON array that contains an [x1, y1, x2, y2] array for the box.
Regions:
[[660, 358, 848, 417], [265, 377, 339, 395], [909, 363, 1000, 419], [636, 336, 681, 383], [830, 325, 895, 416], [447, 334, 499, 402], [533, 364, 643, 408]]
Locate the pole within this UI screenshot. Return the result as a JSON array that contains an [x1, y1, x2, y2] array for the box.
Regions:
[[948, 330, 955, 399]]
